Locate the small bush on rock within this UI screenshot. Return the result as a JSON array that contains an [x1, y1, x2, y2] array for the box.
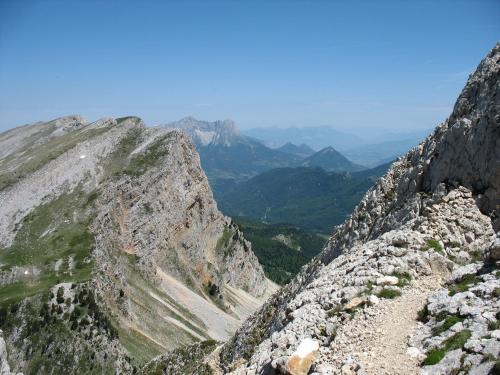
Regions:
[[377, 288, 401, 299], [448, 274, 480, 296], [424, 239, 444, 254], [423, 330, 471, 366]]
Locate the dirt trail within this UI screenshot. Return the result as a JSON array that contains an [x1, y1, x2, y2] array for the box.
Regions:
[[329, 276, 442, 375]]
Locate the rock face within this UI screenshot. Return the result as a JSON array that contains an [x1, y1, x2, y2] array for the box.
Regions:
[[0, 116, 274, 373], [218, 44, 500, 374], [162, 116, 240, 147]]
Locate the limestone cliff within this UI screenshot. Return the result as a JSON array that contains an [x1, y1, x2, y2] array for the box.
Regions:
[[218, 44, 500, 375], [0, 115, 274, 373]]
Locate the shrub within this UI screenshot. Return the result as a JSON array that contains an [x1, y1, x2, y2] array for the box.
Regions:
[[422, 348, 446, 365], [327, 304, 344, 317], [392, 271, 412, 287], [425, 239, 444, 254], [56, 287, 65, 304], [377, 288, 401, 299], [417, 305, 429, 323], [432, 315, 463, 336], [487, 319, 500, 331], [443, 330, 471, 351], [422, 330, 471, 366], [435, 310, 448, 321], [448, 274, 480, 296]]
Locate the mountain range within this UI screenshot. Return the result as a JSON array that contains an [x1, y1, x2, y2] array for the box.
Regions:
[[243, 125, 364, 151], [0, 41, 498, 375], [244, 125, 429, 167], [160, 117, 302, 182], [160, 117, 369, 192]]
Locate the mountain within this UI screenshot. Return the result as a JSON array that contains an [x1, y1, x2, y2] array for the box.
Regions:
[[218, 165, 389, 232], [244, 126, 429, 168], [159, 116, 240, 147], [277, 142, 316, 158], [0, 115, 275, 373], [243, 125, 365, 151], [301, 146, 366, 172], [214, 43, 500, 375], [161, 117, 301, 183]]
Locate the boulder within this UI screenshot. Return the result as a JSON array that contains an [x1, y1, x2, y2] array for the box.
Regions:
[[284, 338, 320, 375]]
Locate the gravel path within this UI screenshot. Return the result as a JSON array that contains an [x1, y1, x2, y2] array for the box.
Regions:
[[328, 276, 442, 375]]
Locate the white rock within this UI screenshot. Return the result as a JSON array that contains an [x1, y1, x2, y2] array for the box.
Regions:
[[285, 338, 320, 375], [376, 276, 399, 286], [367, 295, 380, 305]]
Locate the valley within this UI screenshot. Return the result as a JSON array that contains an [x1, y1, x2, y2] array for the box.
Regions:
[[0, 6, 498, 372]]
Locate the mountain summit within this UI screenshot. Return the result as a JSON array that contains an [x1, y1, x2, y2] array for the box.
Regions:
[[301, 146, 366, 172], [277, 142, 316, 158], [162, 116, 240, 147]]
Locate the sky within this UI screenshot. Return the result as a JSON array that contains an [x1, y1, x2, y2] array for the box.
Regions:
[[0, 0, 499, 134]]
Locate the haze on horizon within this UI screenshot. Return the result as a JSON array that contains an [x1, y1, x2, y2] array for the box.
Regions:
[[0, 0, 499, 136]]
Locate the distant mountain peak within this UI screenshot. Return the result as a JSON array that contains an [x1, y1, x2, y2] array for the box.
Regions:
[[162, 117, 239, 146], [277, 142, 315, 158], [301, 146, 365, 172], [318, 146, 336, 153]]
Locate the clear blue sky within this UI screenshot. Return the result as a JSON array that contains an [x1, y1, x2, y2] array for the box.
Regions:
[[0, 0, 498, 133]]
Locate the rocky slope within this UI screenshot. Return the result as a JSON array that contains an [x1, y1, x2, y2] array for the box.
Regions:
[[215, 43, 500, 374], [0, 115, 275, 373]]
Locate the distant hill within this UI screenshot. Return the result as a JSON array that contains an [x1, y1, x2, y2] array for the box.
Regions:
[[343, 138, 422, 167], [161, 117, 300, 182], [301, 146, 366, 172], [277, 142, 315, 158], [243, 126, 364, 151], [218, 164, 390, 232]]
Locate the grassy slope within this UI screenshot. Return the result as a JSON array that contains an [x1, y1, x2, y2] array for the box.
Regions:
[[0, 188, 97, 308], [0, 123, 111, 191]]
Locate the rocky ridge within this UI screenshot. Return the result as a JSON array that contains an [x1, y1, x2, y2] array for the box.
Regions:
[[0, 115, 274, 373], [217, 43, 500, 374]]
